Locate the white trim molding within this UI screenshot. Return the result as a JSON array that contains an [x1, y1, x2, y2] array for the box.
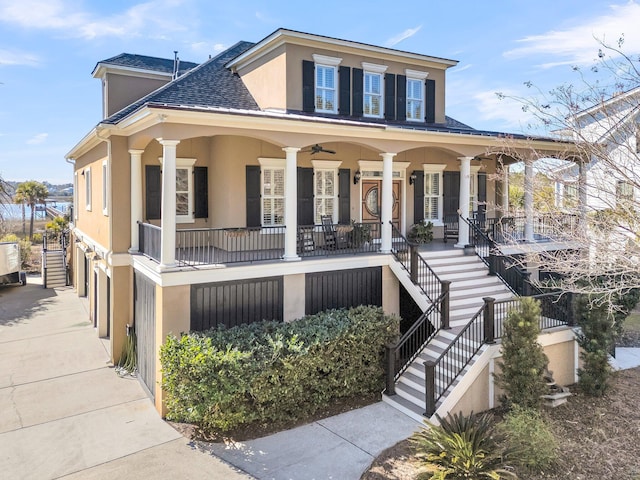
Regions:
[[405, 68, 429, 80], [312, 54, 342, 66], [361, 62, 388, 73]]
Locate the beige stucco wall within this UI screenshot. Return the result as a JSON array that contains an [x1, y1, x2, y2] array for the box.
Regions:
[[110, 265, 131, 364], [238, 44, 287, 111], [105, 73, 168, 118], [110, 136, 132, 253], [154, 283, 190, 415], [382, 265, 400, 316], [74, 142, 110, 248], [283, 273, 305, 322]]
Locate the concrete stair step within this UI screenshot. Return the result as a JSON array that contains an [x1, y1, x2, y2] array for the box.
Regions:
[[542, 391, 571, 408]]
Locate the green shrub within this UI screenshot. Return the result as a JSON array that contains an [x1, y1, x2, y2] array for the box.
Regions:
[[0, 234, 32, 268], [31, 233, 43, 245], [498, 405, 557, 472], [160, 306, 399, 434], [495, 297, 549, 409], [411, 411, 515, 479], [408, 221, 434, 244]]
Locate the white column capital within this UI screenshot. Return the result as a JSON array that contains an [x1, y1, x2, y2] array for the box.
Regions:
[[157, 138, 180, 147], [282, 146, 301, 154], [128, 149, 144, 156], [457, 156, 474, 163], [379, 152, 397, 160]]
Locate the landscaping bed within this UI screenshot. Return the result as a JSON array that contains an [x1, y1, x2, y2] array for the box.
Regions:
[[362, 367, 640, 479]]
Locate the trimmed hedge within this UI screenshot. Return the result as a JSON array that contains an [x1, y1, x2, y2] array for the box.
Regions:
[[160, 306, 399, 434]]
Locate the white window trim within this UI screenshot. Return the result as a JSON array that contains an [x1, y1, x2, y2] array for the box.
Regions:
[[259, 157, 286, 227], [362, 63, 387, 119], [422, 164, 446, 225], [406, 71, 427, 123], [101, 159, 109, 216], [159, 156, 197, 223], [313, 54, 342, 115], [312, 160, 342, 224], [85, 167, 92, 211]]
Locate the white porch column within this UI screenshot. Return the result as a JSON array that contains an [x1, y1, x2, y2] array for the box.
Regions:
[[502, 167, 509, 215], [283, 147, 300, 261], [129, 149, 144, 253], [578, 158, 588, 231], [524, 158, 534, 242], [455, 156, 472, 248], [159, 139, 180, 269], [380, 152, 396, 253]]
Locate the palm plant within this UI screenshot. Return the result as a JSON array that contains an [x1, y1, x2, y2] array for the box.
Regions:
[[411, 411, 516, 479], [14, 181, 48, 240]]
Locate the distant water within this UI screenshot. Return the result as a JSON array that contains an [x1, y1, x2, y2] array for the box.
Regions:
[[0, 203, 71, 220]]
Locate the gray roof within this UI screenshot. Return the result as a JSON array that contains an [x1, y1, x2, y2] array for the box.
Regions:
[[103, 42, 259, 124], [95, 53, 199, 76]]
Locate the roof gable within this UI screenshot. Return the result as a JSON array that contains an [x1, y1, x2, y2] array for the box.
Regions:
[[92, 53, 199, 78]]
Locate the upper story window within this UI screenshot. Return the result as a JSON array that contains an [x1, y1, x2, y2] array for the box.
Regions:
[[312, 54, 341, 114], [101, 159, 109, 216], [616, 180, 634, 207], [175, 158, 197, 223], [362, 63, 387, 118], [405, 69, 429, 122], [85, 167, 92, 211]]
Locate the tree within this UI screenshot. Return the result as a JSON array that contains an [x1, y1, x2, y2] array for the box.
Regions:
[[491, 35, 640, 308], [0, 173, 10, 236], [14, 181, 48, 240], [495, 297, 549, 409]]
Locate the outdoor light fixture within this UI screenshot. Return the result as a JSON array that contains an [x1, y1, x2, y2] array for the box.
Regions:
[[353, 170, 361, 184], [409, 172, 417, 185]]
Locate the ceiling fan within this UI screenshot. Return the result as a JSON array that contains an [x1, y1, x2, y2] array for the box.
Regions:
[[302, 144, 336, 155]]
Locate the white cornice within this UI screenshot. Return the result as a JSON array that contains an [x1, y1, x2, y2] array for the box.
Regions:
[[92, 63, 173, 80]]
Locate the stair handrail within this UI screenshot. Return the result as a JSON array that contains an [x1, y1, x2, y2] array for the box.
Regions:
[[390, 222, 445, 303], [423, 290, 572, 416], [460, 216, 534, 296], [386, 288, 449, 395]]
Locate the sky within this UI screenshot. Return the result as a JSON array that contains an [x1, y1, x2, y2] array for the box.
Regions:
[[1, 0, 639, 184]]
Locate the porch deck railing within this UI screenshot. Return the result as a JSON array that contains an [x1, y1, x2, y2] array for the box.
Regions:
[[423, 291, 574, 416], [296, 222, 382, 257], [480, 213, 578, 243], [137, 221, 384, 266]]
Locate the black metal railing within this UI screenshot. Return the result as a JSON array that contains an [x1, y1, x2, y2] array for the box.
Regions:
[[296, 222, 381, 257], [138, 222, 161, 262], [176, 226, 286, 265], [390, 223, 446, 304], [421, 291, 573, 416]]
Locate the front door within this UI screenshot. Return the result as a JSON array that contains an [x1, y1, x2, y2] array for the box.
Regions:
[[361, 179, 401, 229]]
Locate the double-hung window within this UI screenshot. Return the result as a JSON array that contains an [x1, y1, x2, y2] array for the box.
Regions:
[[85, 167, 92, 211], [313, 54, 341, 114], [362, 63, 387, 118], [175, 158, 197, 223], [405, 70, 428, 122], [312, 160, 341, 224], [259, 158, 286, 226], [423, 165, 445, 223], [101, 159, 109, 216]]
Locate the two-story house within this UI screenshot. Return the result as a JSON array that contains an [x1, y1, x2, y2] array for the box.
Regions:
[[66, 29, 579, 420]]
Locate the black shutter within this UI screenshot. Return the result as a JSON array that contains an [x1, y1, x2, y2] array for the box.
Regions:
[[302, 60, 315, 113], [297, 167, 314, 226], [194, 166, 208, 219], [338, 66, 351, 116], [246, 165, 261, 227], [338, 168, 351, 224], [425, 79, 436, 123], [384, 73, 396, 121], [396, 74, 407, 121], [145, 165, 161, 220], [443, 171, 460, 216], [477, 172, 487, 216], [412, 170, 424, 224], [352, 68, 363, 117]]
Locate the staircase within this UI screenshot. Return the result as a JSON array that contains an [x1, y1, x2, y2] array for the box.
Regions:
[[384, 248, 514, 421], [43, 250, 67, 288]]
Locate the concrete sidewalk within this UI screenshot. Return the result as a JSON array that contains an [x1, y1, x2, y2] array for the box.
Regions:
[[0, 277, 248, 480]]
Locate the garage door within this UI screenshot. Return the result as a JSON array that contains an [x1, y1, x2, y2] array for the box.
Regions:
[[134, 272, 156, 398]]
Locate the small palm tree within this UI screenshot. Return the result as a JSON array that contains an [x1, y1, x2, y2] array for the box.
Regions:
[[14, 181, 48, 240]]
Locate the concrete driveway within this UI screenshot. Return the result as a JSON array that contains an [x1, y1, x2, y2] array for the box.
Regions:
[[0, 277, 249, 480]]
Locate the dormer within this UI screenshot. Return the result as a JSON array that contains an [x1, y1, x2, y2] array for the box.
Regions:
[[92, 53, 199, 119], [226, 29, 458, 124]]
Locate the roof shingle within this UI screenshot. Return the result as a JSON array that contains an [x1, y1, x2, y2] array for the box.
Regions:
[[96, 53, 199, 75]]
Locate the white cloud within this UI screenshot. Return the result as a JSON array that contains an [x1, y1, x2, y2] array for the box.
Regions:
[[26, 133, 48, 145], [385, 25, 422, 48], [0, 49, 40, 67], [0, 0, 188, 40], [190, 41, 226, 54], [504, 2, 640, 68]]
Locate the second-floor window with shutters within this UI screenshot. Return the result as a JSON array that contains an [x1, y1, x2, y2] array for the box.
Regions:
[[315, 65, 337, 113], [364, 72, 383, 117], [407, 78, 424, 121]]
